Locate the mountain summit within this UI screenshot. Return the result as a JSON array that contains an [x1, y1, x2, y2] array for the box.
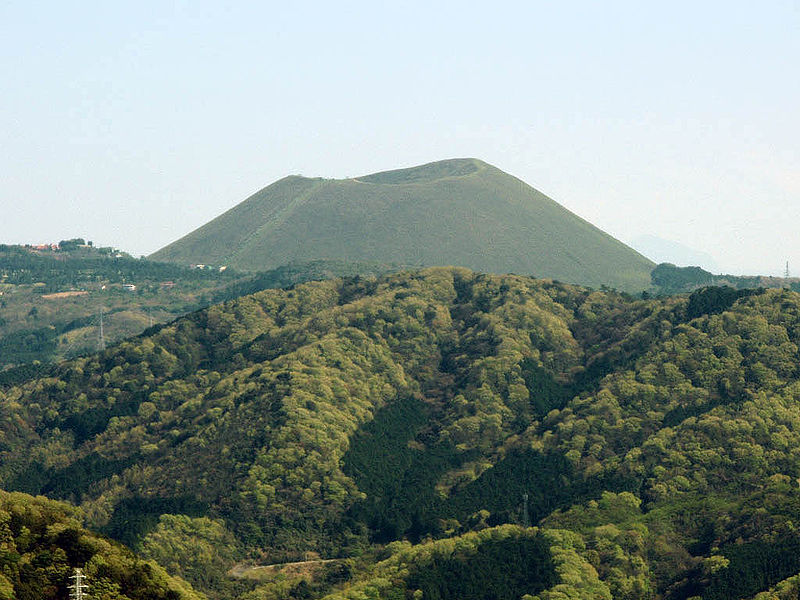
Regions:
[[151, 158, 653, 290]]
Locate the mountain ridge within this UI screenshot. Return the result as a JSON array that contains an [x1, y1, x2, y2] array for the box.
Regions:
[[353, 157, 486, 184], [4, 268, 800, 598], [150, 158, 654, 291]]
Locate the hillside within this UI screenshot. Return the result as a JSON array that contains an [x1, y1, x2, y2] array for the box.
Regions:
[[0, 242, 239, 369], [0, 242, 398, 369], [0, 489, 201, 600], [2, 268, 800, 598], [651, 262, 800, 295], [150, 159, 654, 291]]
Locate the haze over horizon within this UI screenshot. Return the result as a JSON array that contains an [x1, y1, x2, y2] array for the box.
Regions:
[[2, 1, 798, 276]]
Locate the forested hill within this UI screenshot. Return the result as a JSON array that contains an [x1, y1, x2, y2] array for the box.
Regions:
[[0, 242, 238, 369], [3, 268, 800, 599], [0, 242, 398, 369], [0, 489, 202, 600], [150, 158, 655, 291], [651, 262, 800, 294]]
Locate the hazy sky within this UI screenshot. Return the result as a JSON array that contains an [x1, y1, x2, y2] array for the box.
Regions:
[[2, 1, 798, 275]]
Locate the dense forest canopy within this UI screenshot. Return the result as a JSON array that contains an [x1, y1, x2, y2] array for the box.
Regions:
[[2, 267, 800, 599], [0, 489, 201, 600]]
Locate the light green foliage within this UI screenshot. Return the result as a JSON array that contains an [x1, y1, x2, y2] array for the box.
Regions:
[[320, 525, 554, 600], [0, 489, 202, 600], [542, 494, 652, 600], [4, 271, 800, 599], [526, 529, 612, 600], [749, 571, 800, 600], [139, 515, 238, 590], [543, 289, 800, 494]]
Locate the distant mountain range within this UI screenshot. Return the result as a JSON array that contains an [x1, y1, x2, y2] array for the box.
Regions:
[[631, 234, 719, 272], [151, 158, 654, 291], [651, 262, 800, 294]]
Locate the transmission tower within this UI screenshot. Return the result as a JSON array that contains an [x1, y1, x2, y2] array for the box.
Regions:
[[98, 308, 106, 351], [785, 261, 791, 279], [69, 567, 89, 600]]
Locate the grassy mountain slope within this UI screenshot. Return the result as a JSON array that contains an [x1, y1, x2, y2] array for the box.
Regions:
[[151, 159, 654, 291], [3, 268, 800, 599]]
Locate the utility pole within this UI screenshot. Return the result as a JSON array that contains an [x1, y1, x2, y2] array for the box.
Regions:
[[69, 567, 89, 600], [98, 308, 106, 351]]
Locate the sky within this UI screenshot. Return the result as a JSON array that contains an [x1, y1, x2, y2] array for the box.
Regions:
[[1, 1, 798, 275]]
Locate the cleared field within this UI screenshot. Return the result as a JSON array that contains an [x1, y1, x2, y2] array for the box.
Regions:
[[41, 290, 89, 299]]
